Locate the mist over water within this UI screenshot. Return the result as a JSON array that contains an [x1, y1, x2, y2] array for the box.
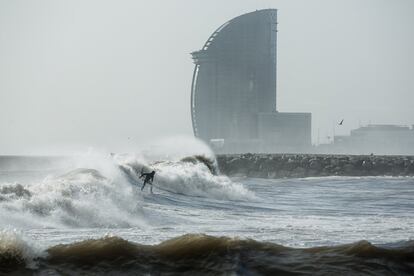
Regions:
[[1, 1, 413, 273], [0, 138, 251, 228], [1, 138, 414, 274]]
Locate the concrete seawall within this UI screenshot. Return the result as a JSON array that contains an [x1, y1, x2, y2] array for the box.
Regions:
[[216, 154, 414, 178]]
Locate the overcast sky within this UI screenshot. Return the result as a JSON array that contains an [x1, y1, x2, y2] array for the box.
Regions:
[[1, 0, 413, 155]]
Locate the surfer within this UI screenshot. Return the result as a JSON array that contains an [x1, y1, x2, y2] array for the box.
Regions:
[[140, 170, 156, 193]]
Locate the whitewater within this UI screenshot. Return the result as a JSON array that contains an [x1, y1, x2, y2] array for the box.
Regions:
[[1, 143, 414, 274]]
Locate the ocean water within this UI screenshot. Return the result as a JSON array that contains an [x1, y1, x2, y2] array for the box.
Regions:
[[1, 153, 414, 275]]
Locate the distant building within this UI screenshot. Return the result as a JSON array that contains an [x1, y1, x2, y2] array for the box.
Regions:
[[330, 125, 414, 155], [190, 9, 311, 153]]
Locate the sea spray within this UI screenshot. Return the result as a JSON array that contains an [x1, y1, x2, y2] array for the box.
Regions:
[[117, 154, 255, 201], [0, 166, 147, 228], [0, 146, 254, 228], [0, 229, 43, 271]]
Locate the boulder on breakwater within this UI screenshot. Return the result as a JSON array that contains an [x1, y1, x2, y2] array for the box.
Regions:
[[216, 154, 414, 178]]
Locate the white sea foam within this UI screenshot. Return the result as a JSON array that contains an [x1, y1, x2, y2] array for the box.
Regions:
[[153, 160, 254, 200], [117, 154, 255, 201], [0, 139, 254, 229], [0, 163, 146, 228], [0, 229, 42, 268]]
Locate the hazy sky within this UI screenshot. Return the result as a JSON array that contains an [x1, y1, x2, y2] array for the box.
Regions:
[[1, 0, 413, 154]]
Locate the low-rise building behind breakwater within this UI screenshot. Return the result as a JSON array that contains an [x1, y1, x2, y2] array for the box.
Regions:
[[318, 124, 414, 155], [217, 154, 414, 178]]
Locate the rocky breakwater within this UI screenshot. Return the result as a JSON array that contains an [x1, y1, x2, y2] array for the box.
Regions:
[[216, 154, 414, 178]]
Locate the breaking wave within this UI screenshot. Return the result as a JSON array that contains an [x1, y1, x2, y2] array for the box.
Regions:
[[117, 154, 254, 201], [0, 151, 253, 228], [2, 233, 414, 275], [0, 167, 145, 228], [0, 230, 42, 272]]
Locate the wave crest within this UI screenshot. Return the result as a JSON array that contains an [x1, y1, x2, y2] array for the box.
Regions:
[[3, 234, 414, 274], [0, 230, 40, 272], [0, 168, 146, 228], [118, 154, 254, 200], [0, 153, 253, 229]]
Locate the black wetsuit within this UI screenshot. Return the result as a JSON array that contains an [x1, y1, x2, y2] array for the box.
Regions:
[[140, 171, 155, 193]]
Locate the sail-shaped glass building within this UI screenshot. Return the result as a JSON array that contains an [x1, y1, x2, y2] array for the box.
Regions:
[[191, 9, 311, 153]]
